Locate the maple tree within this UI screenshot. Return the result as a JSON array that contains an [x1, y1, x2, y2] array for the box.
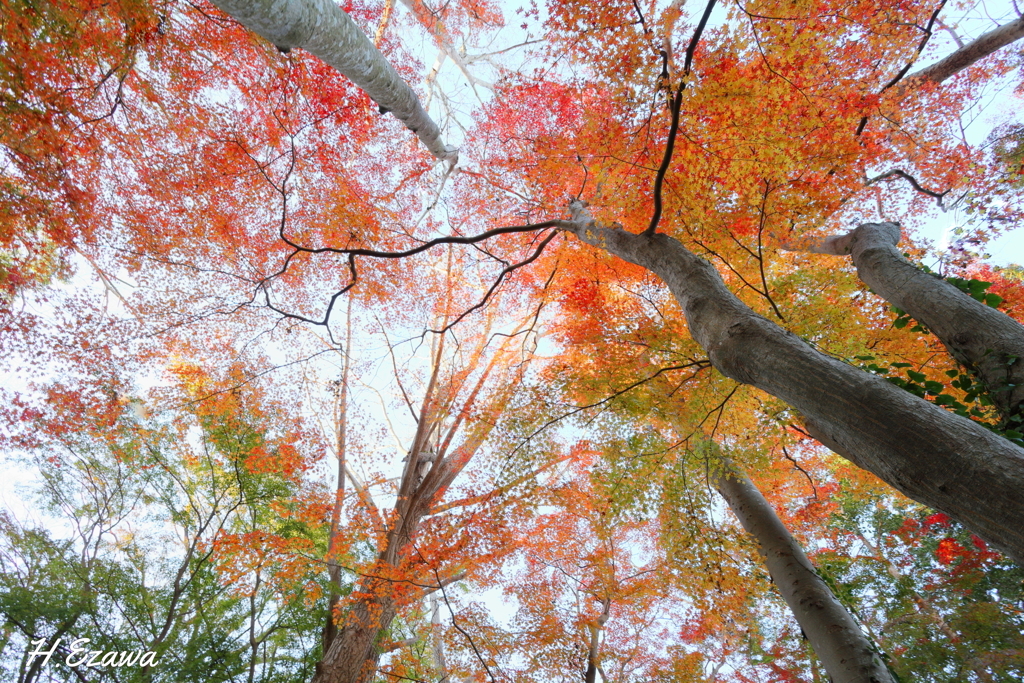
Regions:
[[0, 361, 329, 683], [812, 473, 1024, 681], [177, 0, 1024, 561], [310, 296, 545, 683], [712, 457, 893, 683], [4, 0, 1024, 681]]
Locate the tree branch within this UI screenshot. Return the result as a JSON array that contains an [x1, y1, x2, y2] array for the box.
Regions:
[[865, 168, 950, 208], [857, 12, 1024, 134], [643, 0, 717, 237], [210, 0, 458, 161]]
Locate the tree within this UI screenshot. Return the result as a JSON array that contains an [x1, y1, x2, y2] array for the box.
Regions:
[[176, 0, 1024, 562], [811, 472, 1024, 681], [564, 202, 1024, 564], [311, 307, 543, 683], [711, 457, 894, 683], [207, 0, 457, 162], [0, 363, 328, 683], [4, 0, 1024, 680]]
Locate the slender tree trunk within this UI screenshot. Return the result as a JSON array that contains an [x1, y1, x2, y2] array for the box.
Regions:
[[563, 203, 1024, 564], [209, 0, 457, 162], [583, 599, 610, 683], [713, 464, 893, 683], [323, 301, 353, 656], [806, 221, 1024, 421], [429, 596, 450, 682]]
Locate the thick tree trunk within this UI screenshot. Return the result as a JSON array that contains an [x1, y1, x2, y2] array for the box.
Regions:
[[313, 588, 397, 683], [808, 222, 1024, 422], [210, 0, 457, 162], [714, 465, 893, 683], [311, 424, 483, 681], [564, 203, 1024, 564], [311, 475, 434, 683]]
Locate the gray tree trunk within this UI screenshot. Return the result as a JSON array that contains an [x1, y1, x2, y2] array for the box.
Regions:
[[714, 464, 894, 683], [563, 203, 1024, 565], [210, 0, 457, 162], [907, 15, 1024, 88], [807, 222, 1024, 422]]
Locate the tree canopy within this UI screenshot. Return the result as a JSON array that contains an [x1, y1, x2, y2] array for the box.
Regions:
[[2, 0, 1024, 681]]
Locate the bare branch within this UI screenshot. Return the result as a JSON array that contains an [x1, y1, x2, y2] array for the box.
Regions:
[[644, 0, 717, 237], [866, 168, 950, 208]]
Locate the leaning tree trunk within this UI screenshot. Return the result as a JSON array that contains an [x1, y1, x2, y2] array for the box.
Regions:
[[210, 0, 457, 162], [807, 221, 1024, 422], [903, 15, 1024, 90], [713, 464, 894, 683], [563, 202, 1024, 565]]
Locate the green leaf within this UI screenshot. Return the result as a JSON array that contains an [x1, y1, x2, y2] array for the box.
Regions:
[[969, 279, 991, 296]]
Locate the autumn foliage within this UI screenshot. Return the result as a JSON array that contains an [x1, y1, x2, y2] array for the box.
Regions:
[[2, 0, 1024, 682]]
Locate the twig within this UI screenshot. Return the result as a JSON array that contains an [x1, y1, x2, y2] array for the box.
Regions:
[[433, 566, 499, 683], [781, 445, 818, 499]]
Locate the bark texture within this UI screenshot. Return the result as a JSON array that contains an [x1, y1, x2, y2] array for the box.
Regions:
[[811, 222, 1024, 422], [210, 0, 457, 162], [314, 590, 399, 683], [564, 203, 1024, 565], [714, 465, 893, 683]]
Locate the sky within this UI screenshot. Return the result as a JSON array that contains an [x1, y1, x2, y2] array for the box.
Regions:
[[1, 2, 1022, 677], [3, 0, 1023, 555]]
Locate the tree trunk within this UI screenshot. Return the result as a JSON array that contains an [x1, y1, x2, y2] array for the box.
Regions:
[[324, 302, 353, 656], [563, 203, 1024, 565], [906, 15, 1024, 89], [807, 221, 1024, 422], [313, 588, 398, 683], [209, 0, 457, 162], [714, 465, 894, 683]]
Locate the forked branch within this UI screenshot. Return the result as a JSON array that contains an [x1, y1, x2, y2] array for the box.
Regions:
[[866, 168, 951, 208]]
